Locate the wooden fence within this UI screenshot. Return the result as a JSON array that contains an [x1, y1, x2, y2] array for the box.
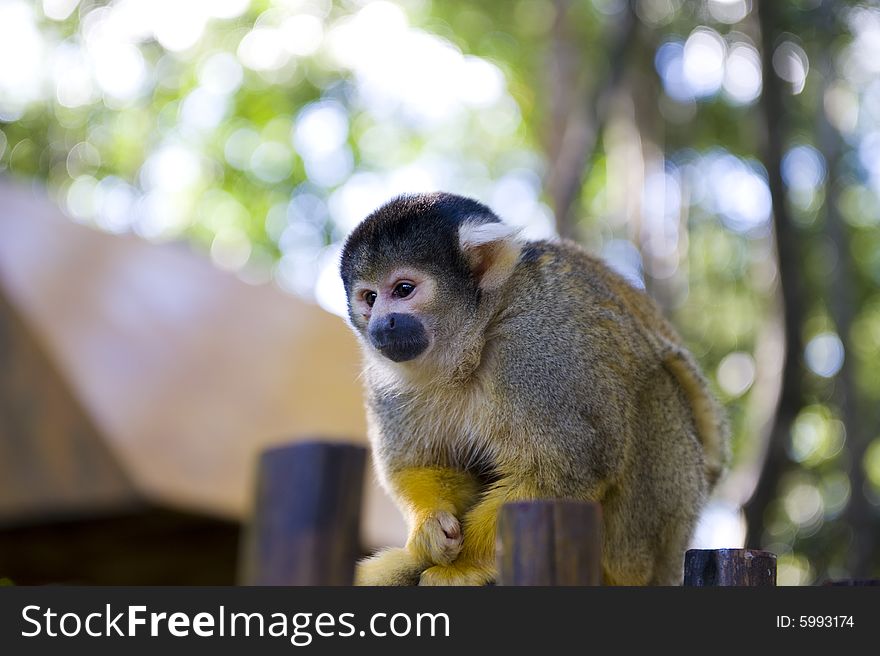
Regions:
[[238, 441, 874, 586]]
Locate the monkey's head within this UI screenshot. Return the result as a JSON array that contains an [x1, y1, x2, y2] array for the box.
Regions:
[[340, 192, 521, 373]]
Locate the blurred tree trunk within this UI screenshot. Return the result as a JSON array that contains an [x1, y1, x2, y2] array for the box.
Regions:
[[743, 0, 809, 545], [628, 25, 676, 312], [815, 1, 876, 577], [544, 0, 635, 239]]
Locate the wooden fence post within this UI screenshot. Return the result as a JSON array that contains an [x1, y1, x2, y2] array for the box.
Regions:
[[684, 549, 777, 586], [497, 500, 603, 586], [239, 440, 366, 586]]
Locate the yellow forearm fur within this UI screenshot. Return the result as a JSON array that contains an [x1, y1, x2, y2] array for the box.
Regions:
[[383, 467, 481, 568], [389, 467, 480, 520], [419, 478, 537, 585], [462, 480, 536, 562]]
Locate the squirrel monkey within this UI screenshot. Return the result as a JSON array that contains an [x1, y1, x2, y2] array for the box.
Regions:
[[339, 193, 728, 585]]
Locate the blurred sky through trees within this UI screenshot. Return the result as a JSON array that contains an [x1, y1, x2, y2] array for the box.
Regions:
[[1, 0, 879, 584]]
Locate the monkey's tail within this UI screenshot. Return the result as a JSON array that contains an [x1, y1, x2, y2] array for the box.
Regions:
[[660, 343, 731, 489]]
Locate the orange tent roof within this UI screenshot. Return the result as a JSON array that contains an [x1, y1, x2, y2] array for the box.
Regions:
[[0, 179, 404, 548]]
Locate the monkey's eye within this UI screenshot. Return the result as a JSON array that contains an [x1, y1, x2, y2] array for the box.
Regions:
[[393, 282, 415, 298], [362, 291, 377, 307]]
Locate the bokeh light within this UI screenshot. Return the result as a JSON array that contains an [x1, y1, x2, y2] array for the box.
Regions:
[[804, 332, 845, 378]]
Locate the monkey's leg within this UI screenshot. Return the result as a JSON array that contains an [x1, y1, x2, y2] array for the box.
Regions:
[[419, 478, 536, 586], [355, 548, 425, 586], [355, 467, 480, 586]]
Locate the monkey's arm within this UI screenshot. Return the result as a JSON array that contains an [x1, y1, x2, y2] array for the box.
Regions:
[[355, 466, 481, 585], [391, 467, 481, 562], [419, 476, 538, 586]]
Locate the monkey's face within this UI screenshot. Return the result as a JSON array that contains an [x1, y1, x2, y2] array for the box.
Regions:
[[349, 267, 439, 363], [340, 193, 521, 374]]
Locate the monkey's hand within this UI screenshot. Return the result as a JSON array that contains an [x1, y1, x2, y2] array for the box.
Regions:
[[408, 510, 463, 566], [354, 512, 461, 586], [416, 509, 494, 585]]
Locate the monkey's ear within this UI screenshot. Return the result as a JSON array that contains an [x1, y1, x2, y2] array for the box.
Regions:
[[458, 221, 522, 291]]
